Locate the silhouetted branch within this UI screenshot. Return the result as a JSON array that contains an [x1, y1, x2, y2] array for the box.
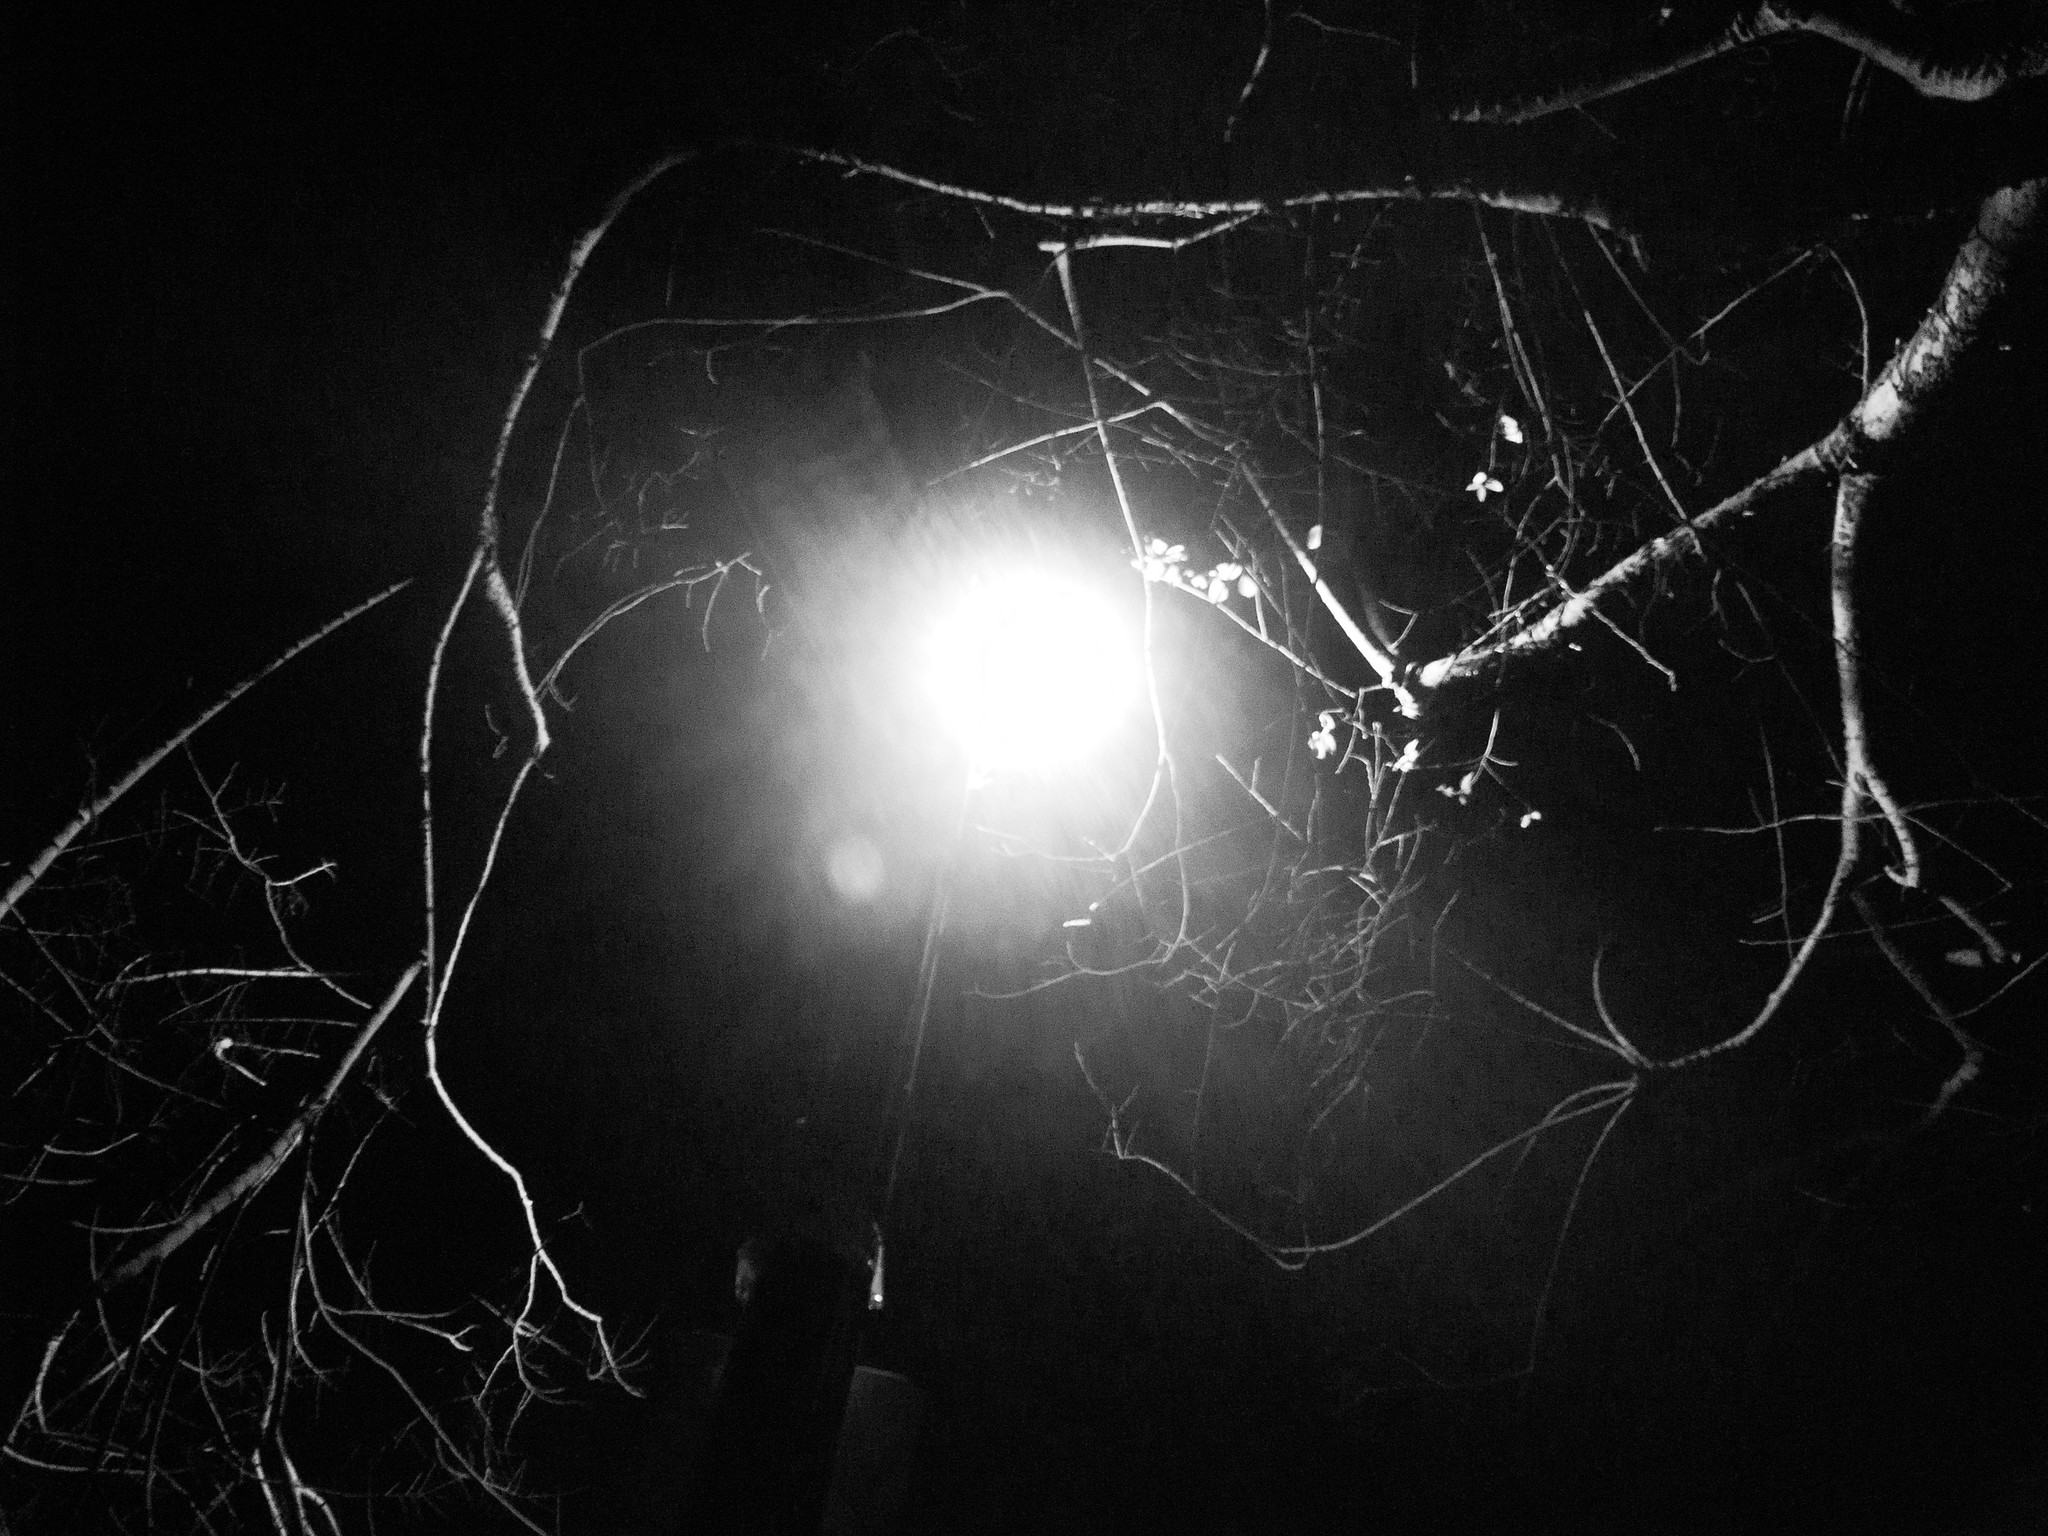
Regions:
[[97, 965, 421, 1291], [1418, 178, 2045, 690], [1, 582, 409, 926], [1462, 2, 2048, 123], [800, 146, 1631, 238]]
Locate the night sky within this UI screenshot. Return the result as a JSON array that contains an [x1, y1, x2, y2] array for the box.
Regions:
[[7, 7, 2048, 1534]]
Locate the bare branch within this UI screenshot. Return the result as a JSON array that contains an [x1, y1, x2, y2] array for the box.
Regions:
[[1781, 1, 2048, 103], [1416, 441, 1825, 689], [1274, 1080, 1639, 1261], [1224, 0, 1276, 144], [1655, 636, 1866, 1069], [1825, 179, 2046, 467], [1418, 178, 2045, 690], [1, 582, 409, 926], [1053, 245, 1184, 886], [1463, 2, 2048, 123], [422, 750, 633, 1395], [100, 963, 422, 1291], [1829, 474, 1921, 888], [1242, 468, 1418, 715], [1852, 889, 1984, 1123], [801, 147, 1628, 236]]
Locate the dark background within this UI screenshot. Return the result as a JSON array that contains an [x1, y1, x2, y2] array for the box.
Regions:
[[7, 7, 2048, 1533]]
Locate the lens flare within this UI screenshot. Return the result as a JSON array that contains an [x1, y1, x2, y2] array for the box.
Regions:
[[825, 833, 886, 902]]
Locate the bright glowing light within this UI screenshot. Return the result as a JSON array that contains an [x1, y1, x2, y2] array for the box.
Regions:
[[923, 570, 1139, 775]]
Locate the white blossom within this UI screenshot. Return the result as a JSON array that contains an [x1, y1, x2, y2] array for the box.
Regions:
[[1135, 535, 1188, 583], [1309, 710, 1340, 760]]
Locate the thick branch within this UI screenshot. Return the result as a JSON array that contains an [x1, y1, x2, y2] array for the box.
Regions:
[[1821, 177, 2046, 467], [1781, 1, 2048, 103], [1415, 444, 1822, 688], [1464, 2, 2048, 123], [1417, 177, 2044, 690]]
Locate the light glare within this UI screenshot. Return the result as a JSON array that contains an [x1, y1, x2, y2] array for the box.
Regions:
[[924, 572, 1138, 774]]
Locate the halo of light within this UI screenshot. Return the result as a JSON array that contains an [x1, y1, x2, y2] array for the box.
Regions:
[[922, 570, 1139, 775], [825, 833, 886, 902]]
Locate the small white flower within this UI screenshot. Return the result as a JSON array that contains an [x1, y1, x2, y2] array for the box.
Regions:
[[1205, 575, 1230, 604], [1436, 766, 1482, 804], [1237, 573, 1258, 598], [1307, 524, 1323, 551], [1466, 471, 1504, 501], [1309, 710, 1339, 760], [1134, 537, 1188, 583], [1499, 414, 1524, 445], [1214, 562, 1242, 581], [1392, 739, 1420, 773], [1519, 809, 1543, 829]]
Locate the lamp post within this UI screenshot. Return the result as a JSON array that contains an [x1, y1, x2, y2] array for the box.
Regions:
[[688, 557, 1141, 1536], [870, 566, 1141, 1277]]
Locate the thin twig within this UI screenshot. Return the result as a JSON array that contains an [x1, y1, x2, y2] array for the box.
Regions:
[[1053, 246, 1184, 905], [1224, 0, 1275, 144], [100, 964, 422, 1291], [423, 757, 632, 1393], [1276, 1081, 1638, 1261], [1852, 889, 1983, 1124], [1, 583, 409, 926], [1525, 1087, 1635, 1373]]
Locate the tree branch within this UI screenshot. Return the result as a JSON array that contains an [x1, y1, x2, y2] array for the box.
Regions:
[[1414, 442, 1824, 689], [800, 146, 1630, 239], [1, 583, 409, 927], [1417, 177, 2044, 690], [99, 963, 422, 1291], [1462, 2, 2048, 123], [1852, 889, 1984, 1123], [1829, 474, 1921, 888], [1821, 177, 2046, 467]]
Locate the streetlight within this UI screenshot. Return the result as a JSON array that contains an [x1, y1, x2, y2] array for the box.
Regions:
[[690, 553, 1143, 1535], [920, 569, 1142, 784], [871, 560, 1143, 1292]]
